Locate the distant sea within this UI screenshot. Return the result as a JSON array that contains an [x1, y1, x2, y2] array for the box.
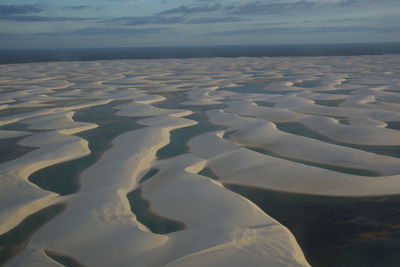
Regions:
[[0, 43, 399, 64]]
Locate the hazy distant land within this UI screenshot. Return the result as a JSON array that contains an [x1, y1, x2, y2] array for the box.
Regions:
[[1, 43, 400, 64], [1, 55, 400, 266]]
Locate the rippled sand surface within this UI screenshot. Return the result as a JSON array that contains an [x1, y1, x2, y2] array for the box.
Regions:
[[1, 55, 399, 266]]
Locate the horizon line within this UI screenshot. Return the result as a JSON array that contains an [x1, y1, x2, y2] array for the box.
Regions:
[[1, 41, 400, 51]]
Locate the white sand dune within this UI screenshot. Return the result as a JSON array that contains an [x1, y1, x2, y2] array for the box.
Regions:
[[115, 101, 192, 118], [0, 132, 90, 234], [0, 130, 31, 139], [207, 110, 400, 175], [23, 111, 97, 135], [1, 55, 400, 266], [8, 123, 308, 267], [190, 131, 400, 196]]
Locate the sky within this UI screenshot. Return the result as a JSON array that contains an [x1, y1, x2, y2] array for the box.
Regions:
[[0, 0, 399, 49]]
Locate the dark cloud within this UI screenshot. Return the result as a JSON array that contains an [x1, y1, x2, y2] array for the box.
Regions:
[[206, 27, 295, 36], [228, 1, 317, 15], [227, 0, 397, 16], [335, 0, 396, 7], [206, 25, 400, 36], [0, 28, 168, 39], [62, 6, 92, 10], [158, 4, 232, 15], [102, 0, 399, 28], [0, 32, 27, 38], [105, 15, 244, 26], [0, 4, 42, 16], [0, 15, 97, 22], [157, 1, 319, 17], [323, 14, 400, 24], [55, 27, 169, 36], [186, 16, 245, 24], [104, 16, 185, 26]]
